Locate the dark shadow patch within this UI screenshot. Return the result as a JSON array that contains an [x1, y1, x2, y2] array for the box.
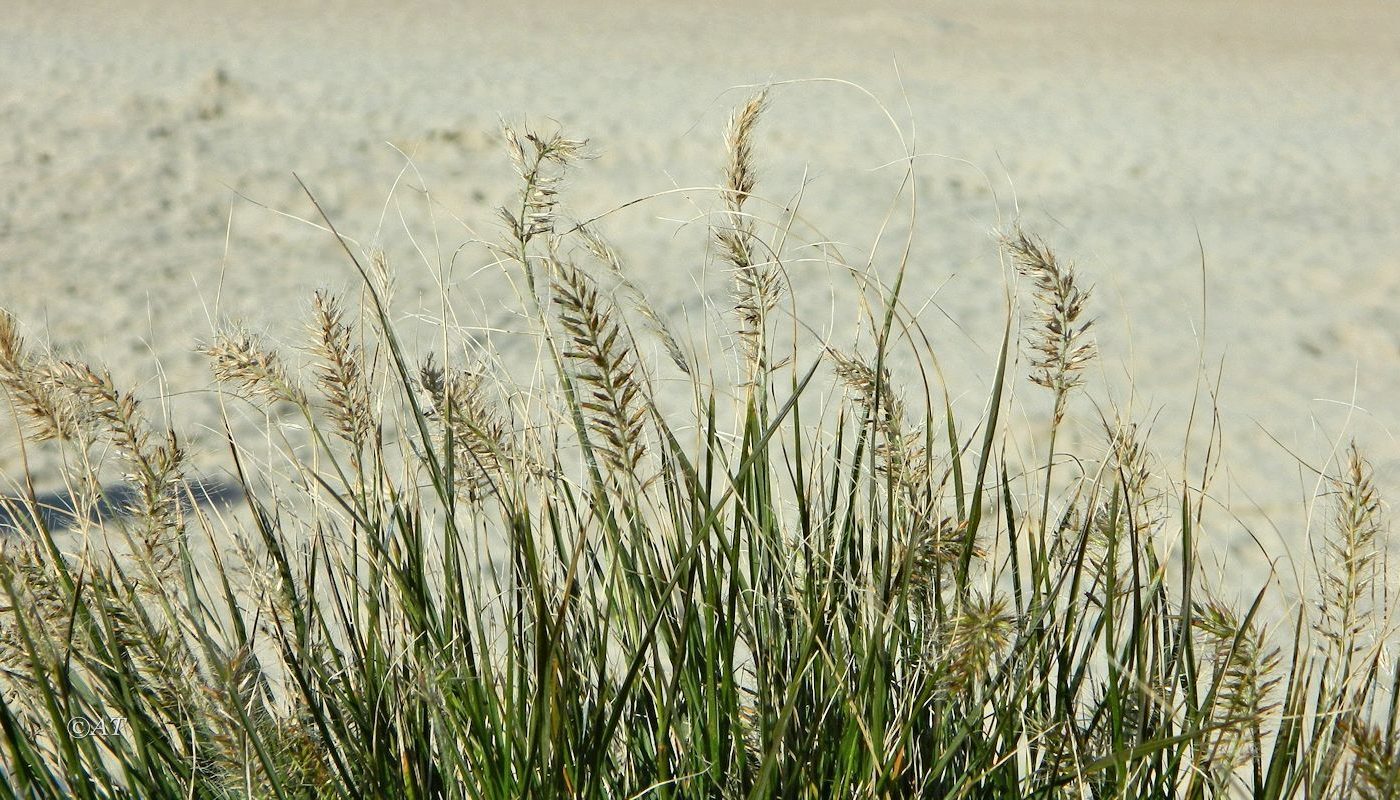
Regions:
[[0, 478, 243, 536]]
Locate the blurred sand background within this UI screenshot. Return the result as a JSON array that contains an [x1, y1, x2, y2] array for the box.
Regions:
[[3, 1, 1398, 595]]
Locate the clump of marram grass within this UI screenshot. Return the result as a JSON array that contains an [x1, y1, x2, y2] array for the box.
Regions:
[[2, 91, 1398, 800]]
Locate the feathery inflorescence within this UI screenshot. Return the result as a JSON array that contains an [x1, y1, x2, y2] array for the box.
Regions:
[[1319, 441, 1385, 663], [67, 364, 188, 577], [200, 328, 309, 409], [718, 91, 782, 370], [1193, 598, 1283, 779], [0, 310, 86, 441], [418, 353, 520, 501], [1003, 228, 1095, 425], [308, 290, 374, 451], [500, 127, 589, 253], [829, 348, 925, 486], [552, 259, 648, 477], [1347, 719, 1400, 800]]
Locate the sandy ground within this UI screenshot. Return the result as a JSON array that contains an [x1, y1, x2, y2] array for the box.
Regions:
[[3, 1, 1399, 597]]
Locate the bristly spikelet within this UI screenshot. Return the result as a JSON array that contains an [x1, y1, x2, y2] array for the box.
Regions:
[[308, 290, 373, 450], [1318, 442, 1384, 663], [1003, 227, 1096, 426], [0, 310, 86, 441], [200, 329, 309, 409], [64, 365, 188, 578], [723, 92, 766, 212], [829, 348, 924, 484], [1106, 419, 1152, 505], [0, 539, 71, 681], [368, 247, 395, 309], [1193, 599, 1282, 780], [902, 515, 976, 599], [829, 348, 905, 433], [938, 592, 1014, 695], [500, 127, 589, 250], [718, 91, 781, 369], [1098, 419, 1162, 551], [1346, 720, 1400, 800], [551, 260, 648, 477], [417, 354, 520, 501]]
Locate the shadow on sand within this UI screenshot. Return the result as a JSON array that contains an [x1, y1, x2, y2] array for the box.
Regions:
[[0, 478, 243, 536]]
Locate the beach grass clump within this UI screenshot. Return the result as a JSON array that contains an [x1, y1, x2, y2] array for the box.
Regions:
[[0, 92, 1396, 799]]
